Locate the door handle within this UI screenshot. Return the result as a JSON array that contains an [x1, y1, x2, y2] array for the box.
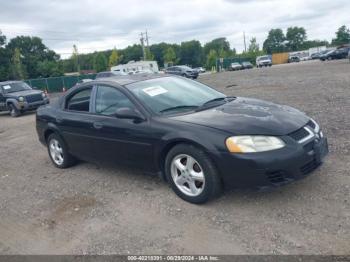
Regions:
[[56, 117, 63, 123], [93, 122, 103, 129]]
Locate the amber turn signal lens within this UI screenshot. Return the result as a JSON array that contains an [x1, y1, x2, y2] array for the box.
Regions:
[[225, 138, 242, 153]]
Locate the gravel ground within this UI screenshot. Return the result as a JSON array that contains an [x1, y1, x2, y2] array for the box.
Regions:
[[0, 59, 349, 255]]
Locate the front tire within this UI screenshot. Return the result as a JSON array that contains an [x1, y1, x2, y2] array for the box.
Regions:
[[165, 144, 222, 204], [47, 133, 76, 168], [9, 104, 20, 117]]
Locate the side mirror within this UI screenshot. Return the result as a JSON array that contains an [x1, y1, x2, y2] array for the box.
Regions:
[[115, 107, 145, 122]]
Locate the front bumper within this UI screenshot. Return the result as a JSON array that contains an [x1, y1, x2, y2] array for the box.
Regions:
[[214, 136, 328, 190], [16, 98, 50, 111]]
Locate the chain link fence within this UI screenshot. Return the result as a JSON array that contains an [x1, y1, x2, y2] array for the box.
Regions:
[[24, 74, 97, 93]]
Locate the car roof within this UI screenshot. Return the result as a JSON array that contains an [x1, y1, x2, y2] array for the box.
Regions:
[[87, 74, 167, 86], [0, 80, 23, 85]]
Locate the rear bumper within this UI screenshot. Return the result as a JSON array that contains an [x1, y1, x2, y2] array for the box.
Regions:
[[212, 136, 328, 190]]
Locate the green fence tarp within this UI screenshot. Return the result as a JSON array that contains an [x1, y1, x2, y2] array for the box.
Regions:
[[25, 74, 96, 93]]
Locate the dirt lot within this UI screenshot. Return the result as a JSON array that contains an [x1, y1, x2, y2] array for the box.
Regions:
[[0, 59, 349, 255]]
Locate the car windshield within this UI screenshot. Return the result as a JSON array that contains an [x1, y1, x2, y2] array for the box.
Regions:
[[126, 77, 226, 115], [232, 63, 240, 65], [243, 62, 250, 65], [1, 82, 32, 93], [258, 56, 269, 61], [179, 66, 192, 71]]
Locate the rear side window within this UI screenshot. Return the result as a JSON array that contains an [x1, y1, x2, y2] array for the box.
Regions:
[[95, 85, 135, 116], [66, 88, 92, 112]]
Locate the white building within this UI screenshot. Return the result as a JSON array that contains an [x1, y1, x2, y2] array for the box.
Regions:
[[111, 61, 159, 74]]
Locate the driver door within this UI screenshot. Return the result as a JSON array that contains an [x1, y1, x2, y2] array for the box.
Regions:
[[89, 85, 155, 170]]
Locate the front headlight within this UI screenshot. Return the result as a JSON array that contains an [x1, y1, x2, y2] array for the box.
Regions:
[[226, 136, 285, 153], [18, 96, 24, 102], [42, 92, 46, 98]]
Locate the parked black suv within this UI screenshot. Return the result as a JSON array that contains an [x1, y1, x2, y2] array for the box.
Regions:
[[0, 81, 49, 117], [165, 66, 199, 79]]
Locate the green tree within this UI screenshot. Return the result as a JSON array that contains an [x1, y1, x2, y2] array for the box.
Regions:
[[286, 27, 307, 51], [204, 38, 230, 56], [93, 52, 108, 72], [145, 48, 154, 60], [0, 30, 6, 46], [119, 44, 143, 63], [163, 47, 176, 64], [206, 49, 217, 69], [300, 40, 329, 50], [37, 60, 63, 77], [71, 44, 80, 72], [179, 40, 203, 67], [248, 37, 260, 53], [108, 47, 119, 68], [6, 36, 59, 78], [263, 28, 286, 53], [0, 30, 10, 81], [332, 25, 350, 46], [10, 48, 26, 80]]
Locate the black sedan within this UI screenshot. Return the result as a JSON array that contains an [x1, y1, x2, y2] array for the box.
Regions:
[[320, 48, 350, 61], [36, 75, 328, 204]]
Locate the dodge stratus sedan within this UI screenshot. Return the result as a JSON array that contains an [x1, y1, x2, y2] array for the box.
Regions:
[[36, 75, 328, 203]]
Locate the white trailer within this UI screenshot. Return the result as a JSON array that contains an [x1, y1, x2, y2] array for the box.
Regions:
[[111, 61, 159, 74]]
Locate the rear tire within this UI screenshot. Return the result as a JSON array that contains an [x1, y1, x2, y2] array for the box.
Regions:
[[47, 133, 76, 168], [9, 104, 20, 117], [165, 144, 223, 204]]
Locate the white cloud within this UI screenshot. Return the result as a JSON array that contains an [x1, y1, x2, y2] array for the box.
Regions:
[[0, 0, 348, 57]]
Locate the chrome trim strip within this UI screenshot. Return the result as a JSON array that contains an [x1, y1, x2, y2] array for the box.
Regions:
[[298, 126, 315, 144], [310, 118, 320, 133]]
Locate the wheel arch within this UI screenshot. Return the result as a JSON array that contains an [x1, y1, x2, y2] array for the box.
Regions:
[[157, 138, 218, 182], [44, 123, 66, 145]]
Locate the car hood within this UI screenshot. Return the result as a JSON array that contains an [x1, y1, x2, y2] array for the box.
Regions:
[[170, 97, 309, 136], [259, 59, 271, 63], [6, 89, 42, 97]]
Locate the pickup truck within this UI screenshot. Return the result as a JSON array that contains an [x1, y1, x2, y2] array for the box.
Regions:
[[256, 56, 272, 67]]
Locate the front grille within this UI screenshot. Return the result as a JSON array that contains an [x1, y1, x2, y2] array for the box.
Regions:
[[25, 94, 43, 103], [300, 159, 320, 175], [289, 127, 310, 141], [266, 171, 288, 184]]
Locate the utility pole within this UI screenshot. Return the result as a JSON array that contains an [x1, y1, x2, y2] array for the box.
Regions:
[[145, 30, 149, 48], [243, 32, 247, 53], [140, 30, 150, 60], [140, 32, 146, 60]]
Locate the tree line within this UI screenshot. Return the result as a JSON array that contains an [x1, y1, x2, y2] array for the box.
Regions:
[[0, 25, 349, 81]]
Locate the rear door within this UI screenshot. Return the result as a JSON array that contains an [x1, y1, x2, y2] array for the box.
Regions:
[[56, 86, 97, 161]]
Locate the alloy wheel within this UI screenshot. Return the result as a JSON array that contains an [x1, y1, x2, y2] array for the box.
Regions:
[[49, 139, 64, 165], [170, 154, 205, 197]]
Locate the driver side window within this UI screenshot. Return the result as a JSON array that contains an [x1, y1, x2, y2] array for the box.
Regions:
[[95, 85, 135, 116]]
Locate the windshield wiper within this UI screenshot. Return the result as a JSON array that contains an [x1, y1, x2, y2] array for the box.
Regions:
[[160, 105, 199, 114], [199, 96, 236, 109]]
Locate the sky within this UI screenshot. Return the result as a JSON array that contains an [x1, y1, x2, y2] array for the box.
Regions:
[[0, 0, 349, 58]]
